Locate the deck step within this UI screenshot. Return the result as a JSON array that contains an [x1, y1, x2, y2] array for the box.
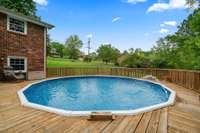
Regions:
[[88, 112, 116, 121]]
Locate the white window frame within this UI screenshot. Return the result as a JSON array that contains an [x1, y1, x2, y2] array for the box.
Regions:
[[7, 56, 27, 73], [7, 16, 27, 35]]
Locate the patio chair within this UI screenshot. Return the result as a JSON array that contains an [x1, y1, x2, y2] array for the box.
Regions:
[[3, 66, 25, 80]]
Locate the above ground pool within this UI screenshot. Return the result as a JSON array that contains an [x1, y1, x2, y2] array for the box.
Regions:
[[18, 76, 175, 116]]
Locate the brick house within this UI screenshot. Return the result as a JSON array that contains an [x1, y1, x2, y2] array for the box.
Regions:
[[0, 7, 54, 80]]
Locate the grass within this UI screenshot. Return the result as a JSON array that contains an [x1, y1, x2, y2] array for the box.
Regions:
[[47, 57, 116, 67]]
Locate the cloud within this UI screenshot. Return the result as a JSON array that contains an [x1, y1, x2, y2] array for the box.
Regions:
[[147, 0, 189, 13], [103, 42, 111, 45], [159, 28, 169, 34], [127, 0, 147, 4], [161, 21, 177, 27], [160, 24, 165, 27], [112, 17, 121, 23], [147, 3, 170, 12], [86, 34, 93, 38], [33, 0, 48, 6]]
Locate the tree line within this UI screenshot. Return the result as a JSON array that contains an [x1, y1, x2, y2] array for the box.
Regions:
[[1, 0, 200, 70], [47, 36, 121, 64], [48, 4, 200, 70]]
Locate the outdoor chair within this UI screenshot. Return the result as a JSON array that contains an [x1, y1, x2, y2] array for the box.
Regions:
[[3, 66, 25, 80]]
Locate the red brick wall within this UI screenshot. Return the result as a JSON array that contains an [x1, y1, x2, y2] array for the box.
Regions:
[[0, 13, 45, 79]]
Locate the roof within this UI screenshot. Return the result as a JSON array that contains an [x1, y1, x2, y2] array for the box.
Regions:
[[0, 6, 54, 29]]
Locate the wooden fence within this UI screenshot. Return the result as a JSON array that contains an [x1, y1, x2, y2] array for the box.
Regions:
[[47, 67, 200, 93]]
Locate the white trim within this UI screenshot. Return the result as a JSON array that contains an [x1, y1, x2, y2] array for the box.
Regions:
[[7, 16, 27, 35], [18, 75, 176, 116], [7, 56, 27, 73], [44, 28, 47, 78]]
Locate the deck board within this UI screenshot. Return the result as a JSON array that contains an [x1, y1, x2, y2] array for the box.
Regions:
[[134, 111, 152, 133], [157, 108, 168, 133], [100, 116, 125, 133], [0, 80, 200, 133], [146, 109, 161, 133], [122, 114, 143, 133]]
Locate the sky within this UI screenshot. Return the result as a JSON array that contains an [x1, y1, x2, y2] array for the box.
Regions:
[[34, 0, 192, 53]]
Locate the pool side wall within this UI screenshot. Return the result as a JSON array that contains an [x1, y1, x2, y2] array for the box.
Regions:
[[17, 75, 176, 116]]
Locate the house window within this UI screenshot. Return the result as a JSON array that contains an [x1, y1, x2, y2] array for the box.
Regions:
[[7, 17, 27, 34], [7, 57, 27, 72]]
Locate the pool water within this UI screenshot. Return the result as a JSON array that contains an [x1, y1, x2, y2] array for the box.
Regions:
[[24, 76, 170, 111]]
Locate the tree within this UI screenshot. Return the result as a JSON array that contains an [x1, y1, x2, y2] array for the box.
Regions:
[[46, 34, 51, 56], [186, 0, 199, 7], [89, 52, 97, 60], [83, 52, 97, 62], [0, 0, 37, 17], [169, 6, 200, 70], [65, 35, 83, 59], [97, 44, 120, 64], [151, 6, 200, 70], [50, 42, 65, 58], [151, 37, 177, 68], [121, 49, 151, 68]]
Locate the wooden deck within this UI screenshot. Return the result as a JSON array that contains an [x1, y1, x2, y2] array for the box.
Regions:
[[0, 80, 200, 133]]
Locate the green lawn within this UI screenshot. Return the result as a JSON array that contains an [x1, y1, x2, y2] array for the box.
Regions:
[[47, 57, 115, 67]]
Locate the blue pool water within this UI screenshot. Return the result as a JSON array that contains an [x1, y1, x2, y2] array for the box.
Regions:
[[24, 76, 170, 111]]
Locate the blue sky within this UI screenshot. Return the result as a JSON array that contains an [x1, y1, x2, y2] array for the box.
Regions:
[[34, 0, 191, 52]]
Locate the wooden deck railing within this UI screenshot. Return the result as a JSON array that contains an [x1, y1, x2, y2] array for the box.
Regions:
[[47, 67, 200, 93]]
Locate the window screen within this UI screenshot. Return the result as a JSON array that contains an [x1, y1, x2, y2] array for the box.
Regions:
[[8, 17, 26, 33], [9, 58, 25, 71]]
